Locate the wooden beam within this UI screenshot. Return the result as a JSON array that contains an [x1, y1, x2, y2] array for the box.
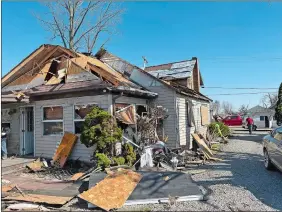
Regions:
[[87, 62, 120, 86], [2, 45, 46, 85], [25, 46, 60, 78]]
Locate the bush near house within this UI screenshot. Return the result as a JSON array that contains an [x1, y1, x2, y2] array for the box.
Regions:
[[80, 106, 136, 168], [208, 122, 231, 138]]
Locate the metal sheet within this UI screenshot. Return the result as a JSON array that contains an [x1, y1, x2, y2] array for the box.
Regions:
[[88, 171, 204, 208], [171, 60, 196, 69], [79, 169, 142, 211], [150, 69, 192, 79]]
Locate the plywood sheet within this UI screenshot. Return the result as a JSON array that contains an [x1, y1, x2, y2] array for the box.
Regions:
[[52, 132, 77, 168], [70, 172, 85, 181], [200, 106, 209, 125], [2, 185, 15, 192], [45, 76, 62, 85], [192, 133, 213, 158], [4, 194, 73, 205], [26, 158, 44, 172], [79, 169, 142, 211]]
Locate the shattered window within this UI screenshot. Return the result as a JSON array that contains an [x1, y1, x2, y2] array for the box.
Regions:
[[43, 106, 63, 120], [74, 104, 97, 134], [43, 122, 63, 135], [43, 106, 63, 135]]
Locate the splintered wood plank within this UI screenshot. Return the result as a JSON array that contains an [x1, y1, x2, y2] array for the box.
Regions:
[[2, 185, 15, 192], [192, 133, 213, 157], [70, 172, 85, 181], [52, 132, 77, 168], [79, 169, 142, 211], [4, 194, 73, 205], [45, 76, 62, 85]]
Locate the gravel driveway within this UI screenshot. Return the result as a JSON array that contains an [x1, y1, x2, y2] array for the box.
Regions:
[[121, 130, 282, 211]]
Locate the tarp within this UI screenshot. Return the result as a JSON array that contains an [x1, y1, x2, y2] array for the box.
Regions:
[[115, 105, 136, 125]]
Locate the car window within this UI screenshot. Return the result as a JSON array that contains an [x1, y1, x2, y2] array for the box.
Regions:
[[274, 127, 282, 141], [231, 116, 238, 120]]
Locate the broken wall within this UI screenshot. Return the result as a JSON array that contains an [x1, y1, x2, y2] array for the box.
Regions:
[[130, 69, 177, 148]]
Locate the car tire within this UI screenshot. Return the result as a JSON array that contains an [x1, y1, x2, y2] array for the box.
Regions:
[[264, 149, 274, 170]]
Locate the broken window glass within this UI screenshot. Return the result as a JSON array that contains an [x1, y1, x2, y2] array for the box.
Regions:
[[74, 104, 97, 134], [43, 122, 63, 135], [43, 106, 63, 120], [43, 106, 63, 135], [74, 104, 97, 120]]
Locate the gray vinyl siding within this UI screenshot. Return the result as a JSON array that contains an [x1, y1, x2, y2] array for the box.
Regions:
[[176, 97, 187, 146], [2, 103, 22, 155], [115, 96, 147, 105], [34, 95, 110, 161], [176, 94, 211, 149], [147, 86, 177, 149]]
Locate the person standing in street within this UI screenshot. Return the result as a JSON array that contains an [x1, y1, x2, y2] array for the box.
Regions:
[[246, 116, 254, 134]]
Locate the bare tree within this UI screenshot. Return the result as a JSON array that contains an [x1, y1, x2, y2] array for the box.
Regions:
[[261, 93, 278, 108], [210, 100, 221, 115], [34, 0, 124, 52], [238, 104, 249, 116], [222, 101, 234, 115]]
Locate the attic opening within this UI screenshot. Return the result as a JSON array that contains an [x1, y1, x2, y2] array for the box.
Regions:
[[45, 57, 69, 84]]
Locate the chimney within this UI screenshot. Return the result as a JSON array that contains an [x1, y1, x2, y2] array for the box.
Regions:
[[192, 57, 200, 92]]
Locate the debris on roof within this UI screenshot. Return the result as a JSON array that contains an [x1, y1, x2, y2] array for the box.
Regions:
[[146, 60, 196, 80]]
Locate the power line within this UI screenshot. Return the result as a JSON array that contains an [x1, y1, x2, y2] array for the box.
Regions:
[[207, 92, 277, 96], [203, 87, 278, 90]]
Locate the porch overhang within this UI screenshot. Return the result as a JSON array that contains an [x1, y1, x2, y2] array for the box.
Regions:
[[1, 94, 30, 104]]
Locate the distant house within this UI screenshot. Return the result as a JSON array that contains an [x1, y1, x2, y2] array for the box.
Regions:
[[97, 50, 212, 149], [246, 105, 278, 129]]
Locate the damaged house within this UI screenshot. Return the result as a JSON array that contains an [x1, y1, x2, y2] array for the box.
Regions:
[[96, 49, 212, 149], [1, 44, 212, 162], [1, 44, 157, 161]]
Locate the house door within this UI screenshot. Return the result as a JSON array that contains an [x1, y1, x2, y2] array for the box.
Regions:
[[20, 107, 34, 155], [265, 116, 270, 128]]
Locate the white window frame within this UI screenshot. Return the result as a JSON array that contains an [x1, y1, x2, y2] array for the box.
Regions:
[[73, 103, 98, 135], [42, 105, 64, 136]]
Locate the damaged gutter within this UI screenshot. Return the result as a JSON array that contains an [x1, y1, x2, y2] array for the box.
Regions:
[[109, 86, 158, 99], [28, 85, 158, 99]]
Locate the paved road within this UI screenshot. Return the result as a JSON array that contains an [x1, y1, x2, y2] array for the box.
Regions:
[[121, 130, 282, 211]]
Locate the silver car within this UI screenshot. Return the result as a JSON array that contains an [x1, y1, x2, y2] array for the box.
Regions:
[[263, 126, 282, 172]]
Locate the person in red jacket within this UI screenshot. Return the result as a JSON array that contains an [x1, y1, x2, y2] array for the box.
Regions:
[[246, 116, 254, 134]]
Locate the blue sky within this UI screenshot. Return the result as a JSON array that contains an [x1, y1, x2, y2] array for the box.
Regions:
[[2, 1, 282, 109]]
